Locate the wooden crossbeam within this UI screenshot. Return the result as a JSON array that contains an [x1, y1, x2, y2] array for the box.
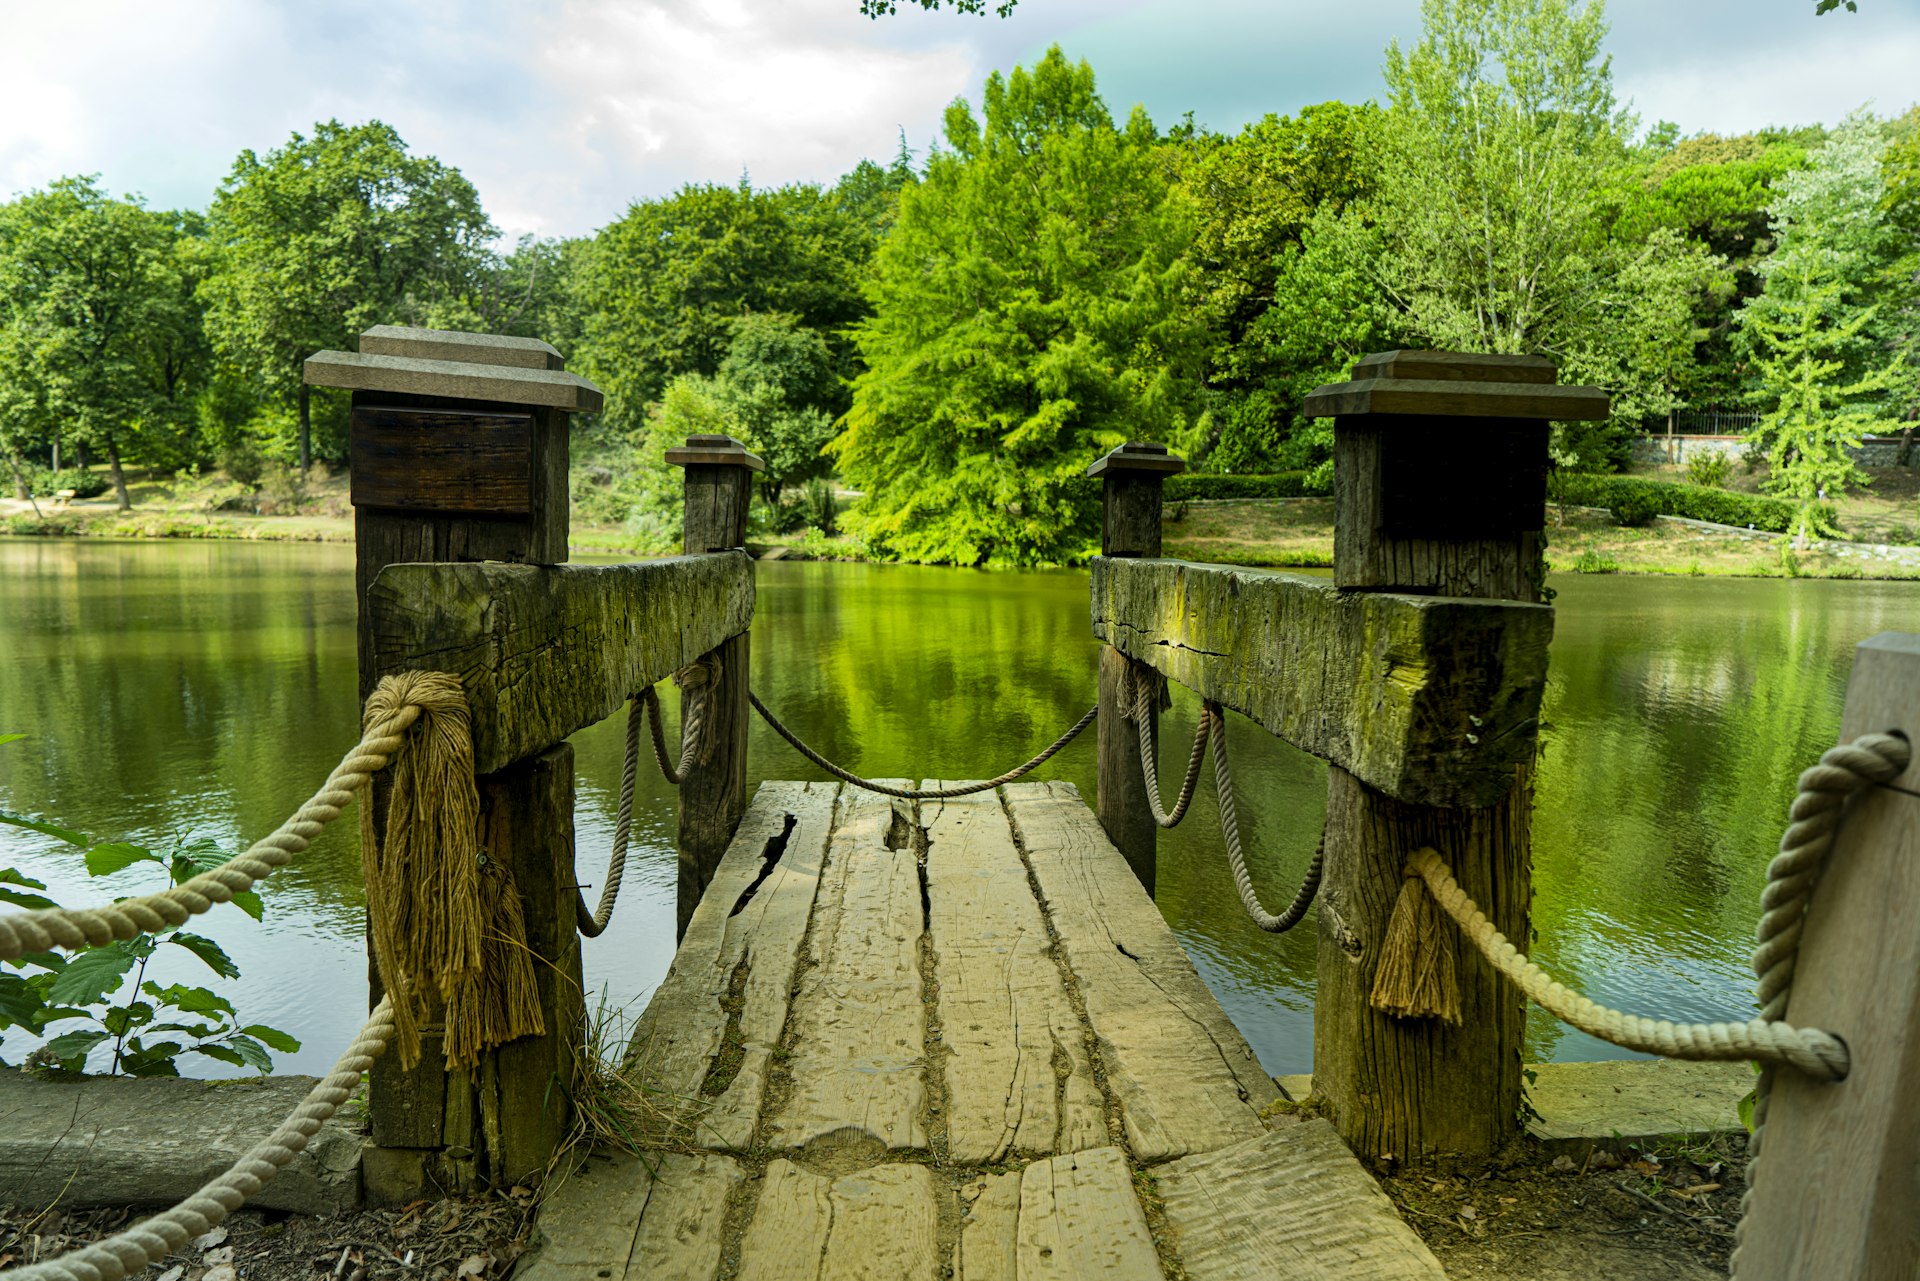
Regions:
[[366, 553, 755, 774], [1089, 558, 1552, 808]]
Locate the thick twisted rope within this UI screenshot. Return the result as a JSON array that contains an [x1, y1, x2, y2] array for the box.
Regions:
[[0, 683, 432, 962], [1406, 732, 1908, 1083], [1129, 668, 1209, 828], [1206, 701, 1323, 933], [576, 695, 642, 938], [11, 1000, 397, 1281], [748, 691, 1097, 800]]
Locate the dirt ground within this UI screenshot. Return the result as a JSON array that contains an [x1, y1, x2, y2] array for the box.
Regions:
[[0, 1193, 535, 1281], [1379, 1133, 1749, 1280]]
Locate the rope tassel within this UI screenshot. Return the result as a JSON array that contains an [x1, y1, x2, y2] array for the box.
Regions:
[[359, 671, 542, 1072], [1369, 865, 1462, 1023]]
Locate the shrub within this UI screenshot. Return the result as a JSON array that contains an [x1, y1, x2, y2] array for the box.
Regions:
[[1553, 473, 1814, 534], [1685, 452, 1731, 489], [796, 477, 838, 536], [29, 467, 109, 499]]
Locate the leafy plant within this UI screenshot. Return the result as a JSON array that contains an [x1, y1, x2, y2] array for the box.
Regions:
[[1685, 452, 1732, 489], [0, 770, 298, 1076]]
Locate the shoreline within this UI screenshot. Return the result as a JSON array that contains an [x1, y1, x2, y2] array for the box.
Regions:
[[7, 500, 1919, 581]]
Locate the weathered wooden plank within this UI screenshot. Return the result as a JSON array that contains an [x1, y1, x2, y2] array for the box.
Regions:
[[736, 1159, 941, 1281], [305, 348, 604, 412], [769, 786, 928, 1152], [1003, 782, 1278, 1163], [1015, 1147, 1165, 1280], [1157, 1121, 1446, 1280], [955, 1171, 1022, 1281], [358, 324, 565, 371], [1089, 557, 1551, 808], [1739, 632, 1920, 1281], [624, 781, 838, 1149], [366, 552, 755, 774], [350, 406, 534, 516], [922, 786, 1107, 1164], [518, 1150, 742, 1281]]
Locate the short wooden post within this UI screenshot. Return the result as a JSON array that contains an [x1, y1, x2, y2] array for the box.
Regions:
[[306, 324, 602, 1199], [1089, 441, 1184, 893], [1302, 350, 1607, 1161], [666, 434, 764, 939], [1738, 632, 1920, 1280]]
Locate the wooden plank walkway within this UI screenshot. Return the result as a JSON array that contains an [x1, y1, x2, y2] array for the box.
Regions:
[[521, 781, 1444, 1280]]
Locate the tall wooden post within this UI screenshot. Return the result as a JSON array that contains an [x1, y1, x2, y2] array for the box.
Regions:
[[666, 434, 763, 939], [1089, 441, 1184, 894], [1739, 632, 1920, 1280], [1303, 350, 1607, 1161], [306, 324, 603, 1200]]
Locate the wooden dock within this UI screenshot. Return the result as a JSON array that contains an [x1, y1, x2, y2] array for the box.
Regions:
[[521, 780, 1443, 1280]]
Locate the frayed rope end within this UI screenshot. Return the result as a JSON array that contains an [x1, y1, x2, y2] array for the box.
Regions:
[[1369, 865, 1462, 1024]]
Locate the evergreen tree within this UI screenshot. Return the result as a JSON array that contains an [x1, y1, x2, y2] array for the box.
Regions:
[[832, 47, 1214, 566]]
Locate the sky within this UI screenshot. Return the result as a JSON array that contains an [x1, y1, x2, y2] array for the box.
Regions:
[[2, 0, 1917, 241]]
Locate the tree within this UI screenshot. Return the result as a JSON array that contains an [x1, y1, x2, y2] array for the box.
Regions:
[[0, 178, 195, 508], [574, 179, 873, 445], [718, 314, 839, 505], [832, 47, 1215, 565], [1370, 0, 1723, 454], [201, 120, 494, 470], [1736, 113, 1910, 545]]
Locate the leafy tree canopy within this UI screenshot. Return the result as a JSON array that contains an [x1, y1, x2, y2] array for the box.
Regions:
[[831, 46, 1215, 566], [201, 119, 493, 467]]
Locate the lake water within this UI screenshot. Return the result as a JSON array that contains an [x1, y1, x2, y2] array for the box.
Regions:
[[0, 539, 1911, 1078]]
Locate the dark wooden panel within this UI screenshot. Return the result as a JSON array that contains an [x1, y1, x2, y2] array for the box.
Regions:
[[1378, 418, 1547, 538], [351, 405, 535, 516]]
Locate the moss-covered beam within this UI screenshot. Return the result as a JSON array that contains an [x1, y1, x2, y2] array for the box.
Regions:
[[1090, 558, 1552, 808], [367, 553, 754, 773]]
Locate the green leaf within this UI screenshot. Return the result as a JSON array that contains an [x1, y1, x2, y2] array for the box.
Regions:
[[228, 890, 264, 921], [85, 842, 161, 878], [1738, 1088, 1757, 1134], [142, 982, 236, 1020], [16, 951, 66, 972], [0, 974, 47, 1027], [102, 1001, 155, 1036], [119, 1041, 184, 1076], [0, 808, 90, 847], [0, 868, 57, 911], [47, 944, 138, 1005], [0, 733, 26, 747], [239, 1023, 301, 1053], [190, 1043, 247, 1068], [42, 1028, 109, 1066], [225, 1034, 275, 1074], [167, 932, 241, 979]]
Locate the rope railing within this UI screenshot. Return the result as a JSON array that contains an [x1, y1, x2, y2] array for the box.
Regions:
[[1129, 667, 1208, 828], [1206, 702, 1323, 933], [748, 690, 1097, 800]]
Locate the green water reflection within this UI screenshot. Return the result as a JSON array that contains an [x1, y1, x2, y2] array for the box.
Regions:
[[0, 540, 1909, 1077]]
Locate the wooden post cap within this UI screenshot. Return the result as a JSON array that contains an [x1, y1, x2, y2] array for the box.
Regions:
[[1301, 350, 1608, 421], [665, 434, 767, 472], [305, 323, 603, 414], [1086, 442, 1187, 477]]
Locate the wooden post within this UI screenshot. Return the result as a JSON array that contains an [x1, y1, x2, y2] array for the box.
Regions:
[[306, 324, 603, 1200], [666, 434, 764, 939], [1738, 632, 1920, 1280], [1088, 442, 1184, 893], [1302, 351, 1607, 1161]]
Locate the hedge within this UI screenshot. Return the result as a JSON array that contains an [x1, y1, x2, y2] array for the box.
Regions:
[[1164, 471, 1325, 501], [1552, 473, 1817, 533]]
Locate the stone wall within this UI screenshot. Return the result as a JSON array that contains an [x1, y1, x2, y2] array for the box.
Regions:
[[1634, 433, 1915, 469]]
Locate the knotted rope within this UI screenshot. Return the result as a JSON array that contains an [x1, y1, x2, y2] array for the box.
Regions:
[[748, 691, 1097, 800], [359, 672, 542, 1072], [1128, 667, 1208, 828], [0, 692, 421, 963], [1370, 733, 1909, 1088], [1206, 701, 1323, 933], [9, 1001, 398, 1281]]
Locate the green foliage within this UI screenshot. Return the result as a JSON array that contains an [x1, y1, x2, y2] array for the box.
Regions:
[[834, 47, 1216, 566], [720, 313, 841, 503], [26, 468, 110, 499], [1736, 114, 1911, 545], [0, 758, 291, 1075], [1553, 473, 1813, 532], [1163, 472, 1322, 501], [201, 120, 494, 466], [1685, 451, 1732, 488], [575, 177, 879, 444], [860, 0, 1016, 14]]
